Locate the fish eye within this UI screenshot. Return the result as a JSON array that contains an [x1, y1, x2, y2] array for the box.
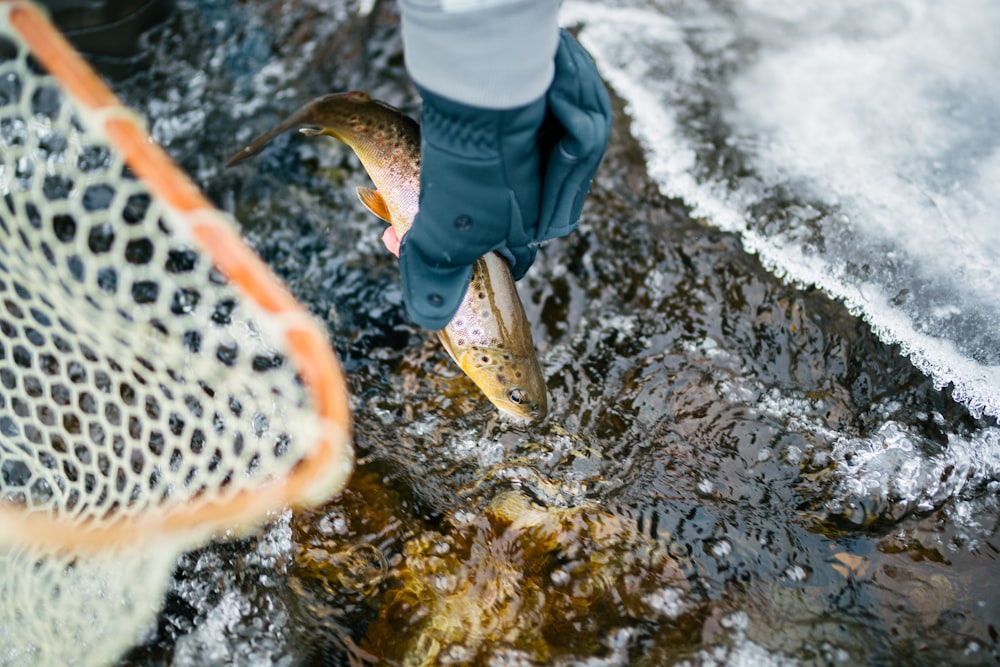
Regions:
[[508, 388, 525, 405]]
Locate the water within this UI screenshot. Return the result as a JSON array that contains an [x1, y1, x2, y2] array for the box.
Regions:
[[84, 0, 1000, 664], [563, 0, 1000, 420]]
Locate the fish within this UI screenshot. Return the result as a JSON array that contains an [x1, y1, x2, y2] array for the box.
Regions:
[[227, 91, 547, 421]]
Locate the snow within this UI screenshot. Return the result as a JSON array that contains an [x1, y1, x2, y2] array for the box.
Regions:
[[564, 0, 1000, 419]]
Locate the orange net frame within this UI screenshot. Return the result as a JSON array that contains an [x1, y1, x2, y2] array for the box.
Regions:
[[1, 3, 355, 662], [0, 0, 353, 552]]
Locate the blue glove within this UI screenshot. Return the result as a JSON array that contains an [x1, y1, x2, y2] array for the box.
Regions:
[[399, 29, 612, 330], [398, 86, 545, 330], [536, 29, 614, 242]]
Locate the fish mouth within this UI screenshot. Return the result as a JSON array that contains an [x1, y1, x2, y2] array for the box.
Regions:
[[495, 401, 546, 423], [298, 126, 342, 142]]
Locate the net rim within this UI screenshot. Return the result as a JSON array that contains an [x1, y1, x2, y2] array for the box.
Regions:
[[0, 0, 354, 551]]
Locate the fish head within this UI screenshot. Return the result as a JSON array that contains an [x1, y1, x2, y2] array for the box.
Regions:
[[458, 345, 548, 422], [296, 92, 420, 196], [227, 92, 420, 213], [296, 92, 412, 146]]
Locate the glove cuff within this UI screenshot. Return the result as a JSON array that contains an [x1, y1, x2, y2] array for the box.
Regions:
[[399, 0, 560, 109], [418, 86, 501, 158], [417, 85, 547, 160]]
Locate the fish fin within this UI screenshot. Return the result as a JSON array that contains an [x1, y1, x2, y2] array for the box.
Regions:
[[357, 186, 392, 224]]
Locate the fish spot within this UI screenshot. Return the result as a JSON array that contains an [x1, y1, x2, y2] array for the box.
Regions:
[[457, 339, 465, 346], [481, 355, 490, 363], [478, 292, 486, 299], [503, 354, 511, 361], [355, 124, 365, 132], [515, 371, 522, 379]]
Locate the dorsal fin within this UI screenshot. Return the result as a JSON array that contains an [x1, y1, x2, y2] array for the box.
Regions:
[[357, 186, 392, 224]]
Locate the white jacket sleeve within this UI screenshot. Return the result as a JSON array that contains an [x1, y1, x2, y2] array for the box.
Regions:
[[398, 0, 561, 109]]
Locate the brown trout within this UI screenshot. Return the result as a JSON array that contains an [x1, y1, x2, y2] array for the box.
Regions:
[[227, 91, 547, 421]]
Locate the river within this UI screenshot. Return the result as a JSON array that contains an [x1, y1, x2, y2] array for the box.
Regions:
[[107, 1, 998, 664]]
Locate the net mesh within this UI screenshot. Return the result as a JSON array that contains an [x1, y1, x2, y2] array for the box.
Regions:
[[0, 2, 353, 664]]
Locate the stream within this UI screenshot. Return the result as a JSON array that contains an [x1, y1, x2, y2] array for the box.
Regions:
[[99, 1, 999, 664]]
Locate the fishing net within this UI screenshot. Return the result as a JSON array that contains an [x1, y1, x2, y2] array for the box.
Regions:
[[0, 2, 353, 664]]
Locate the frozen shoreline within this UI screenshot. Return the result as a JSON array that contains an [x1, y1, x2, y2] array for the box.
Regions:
[[564, 0, 1000, 420]]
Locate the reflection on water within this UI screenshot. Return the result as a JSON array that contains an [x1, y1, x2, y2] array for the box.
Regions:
[[111, 1, 998, 665]]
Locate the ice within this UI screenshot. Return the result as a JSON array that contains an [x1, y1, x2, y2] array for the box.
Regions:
[[172, 589, 253, 666], [722, 371, 1000, 527], [564, 0, 1000, 419], [163, 516, 296, 666], [825, 421, 1000, 527]]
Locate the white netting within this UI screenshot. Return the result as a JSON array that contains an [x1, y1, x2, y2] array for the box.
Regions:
[[0, 542, 180, 666], [0, 3, 353, 664]]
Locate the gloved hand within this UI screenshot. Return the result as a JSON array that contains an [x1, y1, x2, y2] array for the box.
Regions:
[[398, 29, 612, 330], [536, 29, 614, 243]]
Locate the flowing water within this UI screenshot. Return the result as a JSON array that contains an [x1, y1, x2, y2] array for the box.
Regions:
[[99, 0, 998, 664]]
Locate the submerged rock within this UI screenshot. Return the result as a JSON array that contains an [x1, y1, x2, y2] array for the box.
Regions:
[[364, 492, 691, 665]]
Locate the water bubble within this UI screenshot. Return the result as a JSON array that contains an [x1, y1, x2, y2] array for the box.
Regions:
[[711, 540, 732, 559], [644, 587, 685, 618], [719, 610, 749, 631], [440, 644, 471, 664], [433, 574, 457, 594], [820, 642, 851, 663], [317, 511, 348, 536], [550, 568, 570, 587]]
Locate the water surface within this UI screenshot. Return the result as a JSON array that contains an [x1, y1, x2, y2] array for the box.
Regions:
[[107, 1, 999, 664]]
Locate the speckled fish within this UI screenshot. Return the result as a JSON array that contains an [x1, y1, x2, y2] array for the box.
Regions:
[[227, 91, 547, 421]]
